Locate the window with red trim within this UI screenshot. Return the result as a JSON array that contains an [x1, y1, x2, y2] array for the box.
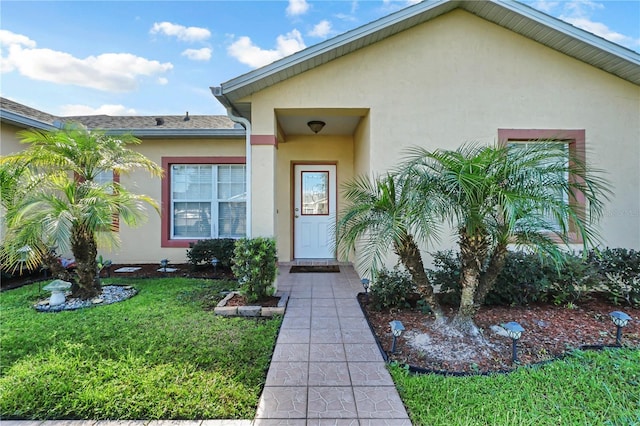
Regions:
[[498, 129, 585, 243], [161, 157, 246, 248]]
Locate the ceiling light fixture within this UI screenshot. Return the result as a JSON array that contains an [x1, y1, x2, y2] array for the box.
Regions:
[[307, 120, 326, 134]]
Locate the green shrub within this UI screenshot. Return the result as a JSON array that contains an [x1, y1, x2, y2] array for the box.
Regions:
[[231, 237, 277, 302], [428, 250, 597, 306], [543, 252, 600, 306], [186, 239, 236, 268], [589, 248, 640, 307], [370, 267, 417, 311]]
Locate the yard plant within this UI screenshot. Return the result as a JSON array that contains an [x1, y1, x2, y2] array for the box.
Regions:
[[0, 277, 282, 420], [0, 123, 163, 299], [337, 142, 610, 335]]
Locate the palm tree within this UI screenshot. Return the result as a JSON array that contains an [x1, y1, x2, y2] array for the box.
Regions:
[[335, 173, 445, 321], [1, 123, 163, 299], [403, 142, 611, 334]]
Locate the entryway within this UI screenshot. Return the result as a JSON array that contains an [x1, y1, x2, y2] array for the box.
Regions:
[[293, 164, 336, 259]]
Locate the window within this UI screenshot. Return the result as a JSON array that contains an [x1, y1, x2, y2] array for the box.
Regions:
[[498, 129, 585, 243], [161, 157, 246, 247], [93, 169, 119, 230]]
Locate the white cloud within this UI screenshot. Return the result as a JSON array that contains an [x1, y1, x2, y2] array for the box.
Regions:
[[60, 104, 137, 116], [563, 17, 635, 45], [150, 22, 211, 42], [182, 47, 212, 61], [287, 0, 309, 16], [1, 30, 173, 92], [531, 1, 560, 13], [228, 29, 306, 68], [309, 20, 332, 38]]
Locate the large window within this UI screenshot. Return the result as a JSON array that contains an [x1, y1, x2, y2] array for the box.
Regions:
[[498, 129, 585, 243], [171, 164, 246, 239], [162, 157, 246, 247]]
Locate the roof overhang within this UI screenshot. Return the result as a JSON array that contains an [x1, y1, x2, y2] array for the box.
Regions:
[[103, 128, 246, 139], [0, 110, 58, 131], [214, 0, 640, 121]]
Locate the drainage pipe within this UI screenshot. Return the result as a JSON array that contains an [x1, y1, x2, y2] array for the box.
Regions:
[[210, 87, 252, 238]]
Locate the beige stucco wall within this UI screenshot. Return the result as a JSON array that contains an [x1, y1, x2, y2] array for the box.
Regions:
[[0, 123, 25, 156], [248, 8, 640, 265]]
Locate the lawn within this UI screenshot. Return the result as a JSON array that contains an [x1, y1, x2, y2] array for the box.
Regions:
[[0, 277, 282, 420], [390, 348, 640, 425]]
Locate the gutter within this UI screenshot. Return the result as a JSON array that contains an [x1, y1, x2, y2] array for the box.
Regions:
[[210, 86, 252, 238]]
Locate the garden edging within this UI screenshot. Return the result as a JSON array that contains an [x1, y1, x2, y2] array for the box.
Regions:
[[214, 291, 288, 317]]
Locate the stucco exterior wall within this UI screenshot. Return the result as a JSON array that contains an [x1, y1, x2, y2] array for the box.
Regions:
[[1, 123, 29, 155], [249, 9, 639, 260]]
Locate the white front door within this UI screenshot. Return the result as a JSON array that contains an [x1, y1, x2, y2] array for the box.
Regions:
[[294, 164, 336, 259]]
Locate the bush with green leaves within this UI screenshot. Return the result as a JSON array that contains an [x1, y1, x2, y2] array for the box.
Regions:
[[429, 250, 603, 307], [370, 267, 417, 311], [186, 239, 236, 269], [231, 237, 277, 302], [543, 252, 600, 305], [588, 247, 640, 307]]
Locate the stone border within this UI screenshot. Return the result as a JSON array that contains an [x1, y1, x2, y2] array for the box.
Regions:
[[214, 291, 288, 317]]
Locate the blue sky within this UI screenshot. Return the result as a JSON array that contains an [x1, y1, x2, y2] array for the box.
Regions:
[[1, 0, 639, 117]]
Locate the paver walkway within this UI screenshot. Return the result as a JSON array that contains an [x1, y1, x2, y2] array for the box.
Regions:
[[4, 264, 411, 426], [253, 264, 411, 425]]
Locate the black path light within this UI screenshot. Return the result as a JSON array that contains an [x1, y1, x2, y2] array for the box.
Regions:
[[360, 278, 371, 294], [211, 257, 219, 273], [609, 311, 632, 346], [389, 320, 405, 354], [502, 321, 525, 363], [160, 259, 169, 273]]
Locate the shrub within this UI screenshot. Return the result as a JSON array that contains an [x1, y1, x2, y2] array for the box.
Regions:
[[543, 252, 600, 306], [186, 239, 236, 269], [588, 248, 640, 307], [428, 250, 596, 306], [231, 237, 277, 302], [369, 267, 417, 311]]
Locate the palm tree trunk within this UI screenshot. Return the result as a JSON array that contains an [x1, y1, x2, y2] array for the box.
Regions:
[[474, 243, 508, 308], [70, 224, 101, 299], [452, 230, 489, 334], [395, 235, 445, 321]]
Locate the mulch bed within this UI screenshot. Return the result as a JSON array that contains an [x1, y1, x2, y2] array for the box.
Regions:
[[361, 294, 640, 374]]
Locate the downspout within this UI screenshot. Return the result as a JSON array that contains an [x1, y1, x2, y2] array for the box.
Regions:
[[210, 87, 252, 238]]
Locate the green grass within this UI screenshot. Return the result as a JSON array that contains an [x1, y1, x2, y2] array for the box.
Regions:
[[390, 348, 640, 425], [0, 277, 282, 420]]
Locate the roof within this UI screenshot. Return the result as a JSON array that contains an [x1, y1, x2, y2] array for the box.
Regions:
[[0, 97, 243, 139], [214, 0, 640, 120]]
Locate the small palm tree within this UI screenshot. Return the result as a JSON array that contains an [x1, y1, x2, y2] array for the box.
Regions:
[[1, 123, 163, 299], [403, 142, 611, 334], [336, 173, 445, 321]]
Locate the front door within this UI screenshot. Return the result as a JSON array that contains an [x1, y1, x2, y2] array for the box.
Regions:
[[293, 164, 336, 259]]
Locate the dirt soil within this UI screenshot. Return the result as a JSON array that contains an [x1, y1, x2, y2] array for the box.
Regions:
[[361, 294, 640, 374]]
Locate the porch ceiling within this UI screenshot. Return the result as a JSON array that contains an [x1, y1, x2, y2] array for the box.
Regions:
[[275, 108, 366, 138]]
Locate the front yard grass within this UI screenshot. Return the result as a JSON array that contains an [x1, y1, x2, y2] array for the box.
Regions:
[[390, 348, 640, 425], [0, 277, 282, 420]]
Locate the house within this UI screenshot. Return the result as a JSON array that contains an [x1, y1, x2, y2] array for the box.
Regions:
[[2, 0, 639, 267]]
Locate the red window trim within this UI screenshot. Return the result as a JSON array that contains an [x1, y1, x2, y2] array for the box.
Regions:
[[161, 156, 246, 248], [498, 129, 585, 244]]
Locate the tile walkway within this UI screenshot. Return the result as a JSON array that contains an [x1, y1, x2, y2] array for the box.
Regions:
[[4, 264, 411, 426]]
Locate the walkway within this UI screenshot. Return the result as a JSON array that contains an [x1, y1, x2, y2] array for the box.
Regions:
[[4, 264, 411, 426], [253, 263, 411, 425]]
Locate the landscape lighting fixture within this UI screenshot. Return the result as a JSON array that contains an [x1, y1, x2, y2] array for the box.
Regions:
[[160, 259, 169, 273], [361, 278, 370, 302], [211, 257, 219, 273], [502, 321, 525, 363], [609, 311, 632, 346], [307, 120, 326, 134], [389, 320, 405, 354]]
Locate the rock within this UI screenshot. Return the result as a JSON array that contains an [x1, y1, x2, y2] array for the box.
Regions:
[[92, 298, 104, 304], [490, 325, 510, 337]]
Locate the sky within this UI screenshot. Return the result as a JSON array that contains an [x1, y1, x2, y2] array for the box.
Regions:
[[1, 0, 639, 117]]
